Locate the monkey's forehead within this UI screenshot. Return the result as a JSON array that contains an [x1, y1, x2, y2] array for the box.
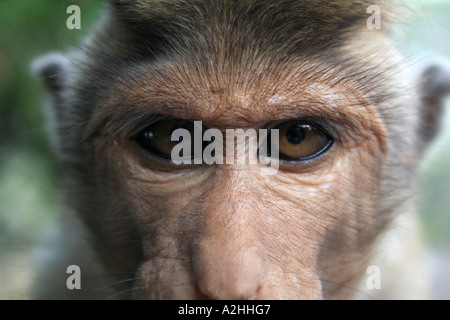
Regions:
[[75, 0, 413, 132], [111, 0, 401, 27], [87, 0, 407, 88], [101, 0, 403, 60]]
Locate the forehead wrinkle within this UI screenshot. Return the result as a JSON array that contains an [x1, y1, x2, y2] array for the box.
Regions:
[[94, 55, 385, 134]]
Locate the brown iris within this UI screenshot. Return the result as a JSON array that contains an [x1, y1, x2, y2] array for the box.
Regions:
[[275, 121, 333, 161], [135, 119, 196, 160]]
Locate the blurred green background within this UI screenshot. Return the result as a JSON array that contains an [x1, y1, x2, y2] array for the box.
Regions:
[[0, 0, 449, 299]]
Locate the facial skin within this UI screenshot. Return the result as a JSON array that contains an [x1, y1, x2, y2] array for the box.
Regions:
[[86, 54, 389, 299], [35, 0, 449, 300]]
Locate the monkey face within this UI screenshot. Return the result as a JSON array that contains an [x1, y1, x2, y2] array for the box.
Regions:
[[84, 58, 390, 299], [36, 0, 449, 300]]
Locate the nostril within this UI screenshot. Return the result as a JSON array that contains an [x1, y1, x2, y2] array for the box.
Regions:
[[247, 285, 263, 300]]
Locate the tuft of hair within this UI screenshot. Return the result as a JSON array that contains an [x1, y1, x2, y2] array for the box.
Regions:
[[105, 0, 405, 59]]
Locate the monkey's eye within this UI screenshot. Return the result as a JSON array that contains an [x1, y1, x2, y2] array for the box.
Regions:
[[135, 119, 196, 160], [275, 121, 333, 161]]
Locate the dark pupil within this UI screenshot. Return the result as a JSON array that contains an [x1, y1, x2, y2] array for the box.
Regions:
[[286, 125, 306, 145]]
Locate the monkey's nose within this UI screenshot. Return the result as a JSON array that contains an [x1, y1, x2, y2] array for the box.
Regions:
[[193, 244, 263, 300]]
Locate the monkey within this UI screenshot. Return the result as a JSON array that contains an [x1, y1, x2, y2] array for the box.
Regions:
[[32, 0, 450, 300]]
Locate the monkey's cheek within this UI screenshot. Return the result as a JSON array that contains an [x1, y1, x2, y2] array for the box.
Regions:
[[133, 259, 205, 299], [258, 270, 323, 300]]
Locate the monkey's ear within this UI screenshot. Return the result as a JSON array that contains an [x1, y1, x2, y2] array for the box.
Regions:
[[419, 60, 450, 145], [32, 53, 71, 96]]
